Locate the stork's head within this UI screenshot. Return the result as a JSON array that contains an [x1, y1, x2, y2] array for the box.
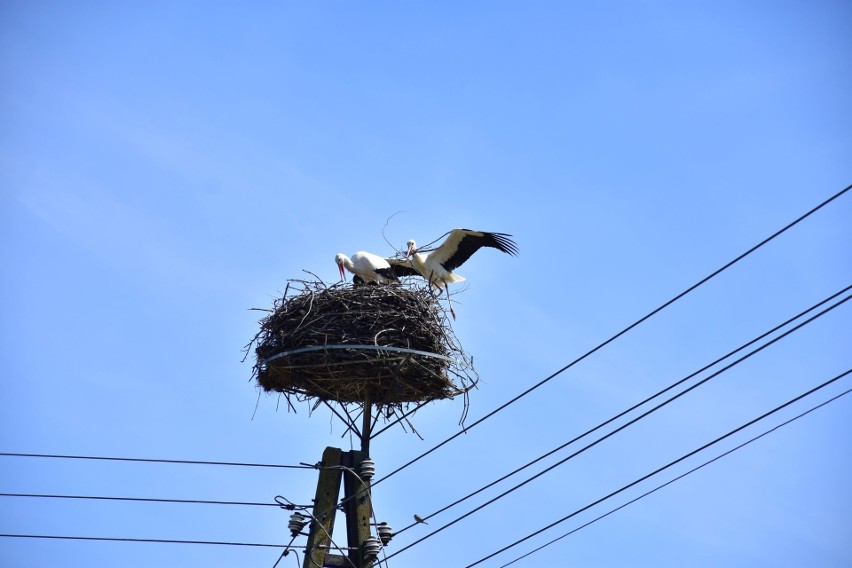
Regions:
[[334, 253, 346, 281], [405, 239, 417, 260]]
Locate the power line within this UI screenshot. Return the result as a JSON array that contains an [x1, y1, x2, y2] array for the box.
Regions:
[[0, 533, 284, 548], [385, 291, 851, 559], [392, 283, 852, 536], [315, 183, 852, 529], [373, 183, 852, 488], [0, 493, 282, 508], [465, 367, 852, 567], [497, 385, 852, 567], [7, 377, 847, 560], [0, 452, 316, 470]]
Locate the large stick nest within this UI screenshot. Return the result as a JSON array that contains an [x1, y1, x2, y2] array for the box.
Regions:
[[248, 279, 478, 410]]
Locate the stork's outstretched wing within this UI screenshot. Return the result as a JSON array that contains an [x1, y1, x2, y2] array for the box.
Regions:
[[429, 229, 519, 272], [385, 258, 422, 278]]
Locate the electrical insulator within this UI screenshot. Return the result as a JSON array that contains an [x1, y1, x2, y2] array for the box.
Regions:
[[377, 522, 393, 545], [362, 536, 382, 561], [288, 512, 308, 536], [359, 458, 376, 480]]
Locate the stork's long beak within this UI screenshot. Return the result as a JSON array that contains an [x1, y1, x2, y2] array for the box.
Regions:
[[405, 243, 414, 260], [338, 263, 345, 281]]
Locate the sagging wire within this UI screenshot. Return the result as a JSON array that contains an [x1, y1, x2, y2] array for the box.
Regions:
[[0, 452, 319, 470], [385, 291, 852, 559], [372, 183, 852, 488], [0, 493, 294, 508], [496, 385, 852, 567], [465, 367, 852, 567], [392, 283, 852, 537], [274, 495, 357, 568]]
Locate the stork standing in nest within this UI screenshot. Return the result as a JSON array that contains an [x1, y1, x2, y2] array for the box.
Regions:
[[335, 251, 400, 285], [388, 229, 518, 319]]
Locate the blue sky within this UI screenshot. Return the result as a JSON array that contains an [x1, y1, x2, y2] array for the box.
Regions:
[[1, 2, 850, 567]]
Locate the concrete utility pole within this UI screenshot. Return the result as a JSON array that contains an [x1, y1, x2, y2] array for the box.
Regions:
[[302, 399, 375, 568]]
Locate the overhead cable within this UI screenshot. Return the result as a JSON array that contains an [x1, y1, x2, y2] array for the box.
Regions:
[[497, 385, 852, 567], [374, 183, 852, 488], [0, 533, 284, 548], [0, 452, 316, 470], [6, 375, 847, 559], [465, 367, 852, 567], [385, 291, 851, 559], [0, 493, 282, 507], [393, 283, 852, 535]]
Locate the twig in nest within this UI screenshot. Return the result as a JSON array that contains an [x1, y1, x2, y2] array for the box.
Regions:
[[382, 210, 406, 254]]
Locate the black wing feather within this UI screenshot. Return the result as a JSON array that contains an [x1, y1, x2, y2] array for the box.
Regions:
[[441, 230, 518, 272], [385, 259, 422, 278], [373, 267, 401, 281]]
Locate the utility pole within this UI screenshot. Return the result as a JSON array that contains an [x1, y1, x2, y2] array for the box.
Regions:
[[301, 397, 377, 568], [256, 275, 473, 566]]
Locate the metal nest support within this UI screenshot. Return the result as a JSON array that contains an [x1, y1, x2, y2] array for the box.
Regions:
[[247, 278, 478, 430]]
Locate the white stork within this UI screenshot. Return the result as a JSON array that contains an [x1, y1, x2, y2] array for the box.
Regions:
[[387, 229, 518, 319], [335, 251, 400, 285]]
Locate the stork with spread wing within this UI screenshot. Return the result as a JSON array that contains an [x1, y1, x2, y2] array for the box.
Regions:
[[387, 229, 518, 319]]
